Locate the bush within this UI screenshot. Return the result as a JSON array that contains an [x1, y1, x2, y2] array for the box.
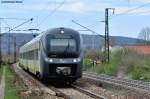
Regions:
[[83, 59, 92, 70], [104, 49, 124, 75], [84, 48, 150, 81], [132, 60, 150, 81], [85, 50, 104, 61], [132, 67, 143, 80], [96, 64, 105, 74]]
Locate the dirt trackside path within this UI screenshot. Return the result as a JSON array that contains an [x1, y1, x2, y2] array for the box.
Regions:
[[0, 66, 6, 99], [13, 63, 64, 99]]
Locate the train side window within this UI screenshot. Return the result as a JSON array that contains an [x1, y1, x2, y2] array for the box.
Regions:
[[22, 53, 24, 59], [39, 42, 41, 50], [30, 51, 33, 60], [27, 51, 30, 60], [34, 49, 38, 60], [36, 49, 38, 60], [26, 52, 28, 59], [32, 50, 35, 60]]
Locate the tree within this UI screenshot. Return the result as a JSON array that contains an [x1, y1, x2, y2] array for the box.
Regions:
[[138, 27, 150, 45], [109, 37, 117, 47], [85, 50, 104, 61]]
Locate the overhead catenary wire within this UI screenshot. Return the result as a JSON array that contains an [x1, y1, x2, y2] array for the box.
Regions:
[[0, 17, 30, 33], [86, 21, 102, 28], [0, 18, 27, 20], [35, 1, 59, 17], [110, 2, 150, 19], [127, 9, 150, 15], [28, 1, 59, 30], [2, 18, 33, 34], [118, 2, 150, 15], [38, 0, 66, 26], [72, 20, 104, 38], [2, 19, 11, 28]]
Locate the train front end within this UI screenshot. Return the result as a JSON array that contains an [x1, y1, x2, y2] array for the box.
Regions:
[[42, 28, 83, 82]]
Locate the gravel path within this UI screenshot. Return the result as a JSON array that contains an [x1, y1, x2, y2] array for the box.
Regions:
[[13, 63, 63, 99], [0, 66, 6, 99], [58, 88, 94, 99], [76, 78, 150, 99]]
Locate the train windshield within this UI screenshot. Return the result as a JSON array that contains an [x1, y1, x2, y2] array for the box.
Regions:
[[47, 34, 79, 58], [50, 38, 77, 52]]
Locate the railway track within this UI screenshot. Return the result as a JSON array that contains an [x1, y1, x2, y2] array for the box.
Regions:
[[47, 84, 105, 99], [12, 63, 150, 99], [13, 63, 69, 99], [13, 63, 105, 99], [83, 72, 150, 95], [71, 84, 105, 99]]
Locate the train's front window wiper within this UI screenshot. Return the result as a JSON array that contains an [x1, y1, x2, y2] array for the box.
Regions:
[[63, 39, 70, 53]]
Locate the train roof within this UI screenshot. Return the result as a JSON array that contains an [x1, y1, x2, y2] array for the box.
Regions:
[[45, 27, 80, 35], [20, 33, 42, 50], [20, 27, 80, 51]]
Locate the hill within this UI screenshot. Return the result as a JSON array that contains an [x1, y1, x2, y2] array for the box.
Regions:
[[0, 33, 146, 54]]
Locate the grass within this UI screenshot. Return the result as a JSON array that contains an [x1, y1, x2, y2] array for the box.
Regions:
[[104, 50, 124, 75], [85, 50, 124, 75], [0, 66, 2, 77], [84, 49, 150, 82], [132, 59, 150, 81], [5, 65, 27, 99], [83, 59, 93, 70]]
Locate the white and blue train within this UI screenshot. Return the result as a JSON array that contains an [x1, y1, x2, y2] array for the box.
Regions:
[[19, 27, 83, 83]]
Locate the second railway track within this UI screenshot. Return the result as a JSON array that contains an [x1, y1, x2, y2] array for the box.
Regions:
[[83, 72, 150, 97]]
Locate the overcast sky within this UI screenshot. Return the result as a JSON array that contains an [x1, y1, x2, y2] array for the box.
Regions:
[[0, 0, 150, 38]]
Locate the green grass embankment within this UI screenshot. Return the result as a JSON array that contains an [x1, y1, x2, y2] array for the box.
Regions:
[[84, 49, 150, 81], [0, 66, 2, 77], [5, 65, 26, 99]]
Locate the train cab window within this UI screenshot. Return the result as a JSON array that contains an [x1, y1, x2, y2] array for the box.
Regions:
[[49, 38, 77, 53]]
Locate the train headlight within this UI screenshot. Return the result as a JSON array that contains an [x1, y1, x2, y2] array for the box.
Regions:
[[49, 59, 53, 62], [73, 59, 77, 62], [45, 58, 53, 62], [45, 58, 49, 62], [77, 58, 81, 62], [73, 58, 81, 62], [61, 30, 64, 34]]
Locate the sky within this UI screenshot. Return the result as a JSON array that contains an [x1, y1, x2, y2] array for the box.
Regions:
[[0, 0, 150, 38]]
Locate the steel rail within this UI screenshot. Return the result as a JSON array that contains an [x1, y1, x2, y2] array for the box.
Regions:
[[13, 63, 70, 99], [14, 63, 106, 99], [71, 84, 105, 99], [83, 72, 150, 93]]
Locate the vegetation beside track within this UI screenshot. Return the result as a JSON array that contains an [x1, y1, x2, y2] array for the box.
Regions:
[[0, 66, 2, 78], [84, 49, 150, 81], [5, 65, 27, 99]]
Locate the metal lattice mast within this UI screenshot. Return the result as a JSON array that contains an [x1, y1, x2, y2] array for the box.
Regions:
[[0, 19, 1, 66], [14, 36, 16, 63], [104, 8, 115, 63], [8, 27, 10, 63]]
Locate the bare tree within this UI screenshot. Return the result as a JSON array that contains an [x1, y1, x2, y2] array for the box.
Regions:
[[109, 37, 117, 47], [138, 27, 150, 45]]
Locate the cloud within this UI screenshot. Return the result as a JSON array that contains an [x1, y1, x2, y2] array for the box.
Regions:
[[113, 6, 150, 16], [26, 1, 87, 13], [59, 1, 112, 13], [1, 0, 150, 16], [111, 0, 150, 3], [19, 1, 112, 13], [60, 2, 85, 13], [0, 8, 28, 14], [132, 0, 150, 3]]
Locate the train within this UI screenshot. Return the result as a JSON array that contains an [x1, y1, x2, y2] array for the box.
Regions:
[[19, 27, 83, 83]]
